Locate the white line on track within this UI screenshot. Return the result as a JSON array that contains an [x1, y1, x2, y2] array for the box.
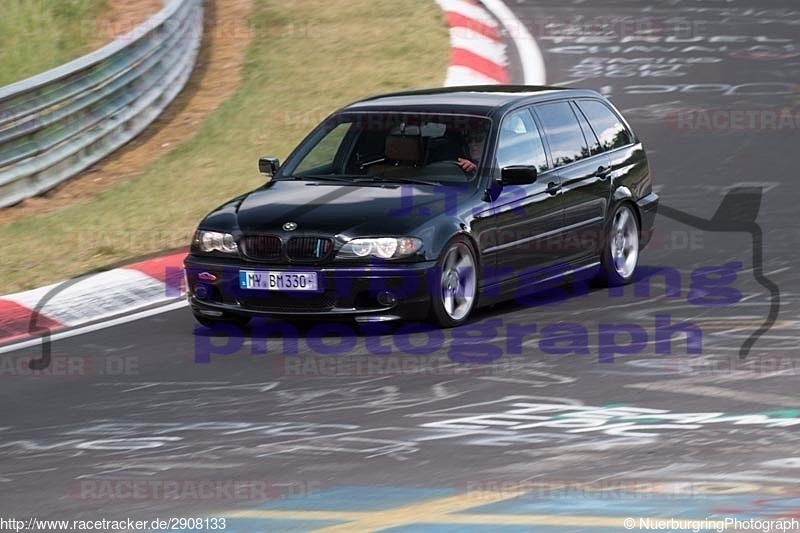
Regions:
[[0, 299, 187, 355]]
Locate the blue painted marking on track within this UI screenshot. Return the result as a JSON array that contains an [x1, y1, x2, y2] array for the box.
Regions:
[[380, 525, 621, 533], [254, 485, 457, 511], [152, 485, 783, 532], [461, 492, 761, 520]]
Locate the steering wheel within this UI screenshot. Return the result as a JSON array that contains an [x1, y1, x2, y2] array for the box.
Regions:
[[429, 160, 474, 175]]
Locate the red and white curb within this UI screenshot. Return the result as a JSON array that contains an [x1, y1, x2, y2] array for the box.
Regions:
[[437, 0, 511, 85], [0, 252, 186, 346], [436, 0, 546, 86]]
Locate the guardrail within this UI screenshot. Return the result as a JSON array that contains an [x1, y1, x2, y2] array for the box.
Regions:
[[0, 0, 203, 207]]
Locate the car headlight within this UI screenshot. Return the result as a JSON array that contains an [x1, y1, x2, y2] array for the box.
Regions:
[[193, 230, 238, 254], [337, 237, 422, 260]]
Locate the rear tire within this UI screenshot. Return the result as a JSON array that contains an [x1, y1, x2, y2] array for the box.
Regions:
[[601, 203, 640, 286]]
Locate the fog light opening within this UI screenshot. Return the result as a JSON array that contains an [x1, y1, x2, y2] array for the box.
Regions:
[[377, 291, 398, 306], [195, 284, 211, 299]]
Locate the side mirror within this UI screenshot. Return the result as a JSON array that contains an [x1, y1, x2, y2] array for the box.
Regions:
[[258, 156, 280, 177], [501, 165, 537, 185]]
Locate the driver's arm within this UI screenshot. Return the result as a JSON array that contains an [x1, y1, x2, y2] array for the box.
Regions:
[[457, 158, 477, 173]]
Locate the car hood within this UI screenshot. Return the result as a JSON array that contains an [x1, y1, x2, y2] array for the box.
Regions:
[[202, 179, 458, 237]]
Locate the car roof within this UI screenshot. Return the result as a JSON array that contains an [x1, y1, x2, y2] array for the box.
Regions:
[[341, 85, 603, 117]]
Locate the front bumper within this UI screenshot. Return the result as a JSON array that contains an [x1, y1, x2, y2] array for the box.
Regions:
[[184, 255, 437, 321]]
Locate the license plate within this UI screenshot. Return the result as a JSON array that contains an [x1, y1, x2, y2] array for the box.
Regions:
[[239, 270, 318, 292]]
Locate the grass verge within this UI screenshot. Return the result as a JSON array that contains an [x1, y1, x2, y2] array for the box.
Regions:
[[0, 0, 449, 293], [0, 0, 108, 87]]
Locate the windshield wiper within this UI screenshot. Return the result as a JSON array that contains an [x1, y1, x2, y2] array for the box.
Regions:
[[277, 174, 356, 183], [359, 176, 441, 186], [279, 174, 442, 187]]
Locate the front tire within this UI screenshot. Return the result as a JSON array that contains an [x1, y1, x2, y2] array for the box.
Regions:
[[428, 239, 478, 328], [601, 203, 640, 286]]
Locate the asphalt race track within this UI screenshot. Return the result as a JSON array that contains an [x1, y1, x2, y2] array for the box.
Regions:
[[1, 1, 799, 531]]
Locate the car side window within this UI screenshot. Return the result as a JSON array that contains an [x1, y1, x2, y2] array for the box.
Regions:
[[496, 108, 548, 172], [575, 99, 632, 152], [534, 101, 590, 168], [572, 101, 602, 156]]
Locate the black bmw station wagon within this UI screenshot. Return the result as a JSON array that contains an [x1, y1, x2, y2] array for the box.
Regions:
[[185, 86, 658, 328]]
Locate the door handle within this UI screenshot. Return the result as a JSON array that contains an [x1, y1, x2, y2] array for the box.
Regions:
[[546, 181, 561, 195], [595, 166, 611, 179]]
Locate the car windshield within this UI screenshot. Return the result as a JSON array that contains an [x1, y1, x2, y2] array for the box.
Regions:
[[277, 112, 491, 185]]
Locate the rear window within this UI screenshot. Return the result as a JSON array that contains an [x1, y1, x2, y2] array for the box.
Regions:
[[576, 99, 632, 152], [534, 101, 589, 168]]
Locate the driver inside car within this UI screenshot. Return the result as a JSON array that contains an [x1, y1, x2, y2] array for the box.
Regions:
[[457, 130, 486, 174]]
